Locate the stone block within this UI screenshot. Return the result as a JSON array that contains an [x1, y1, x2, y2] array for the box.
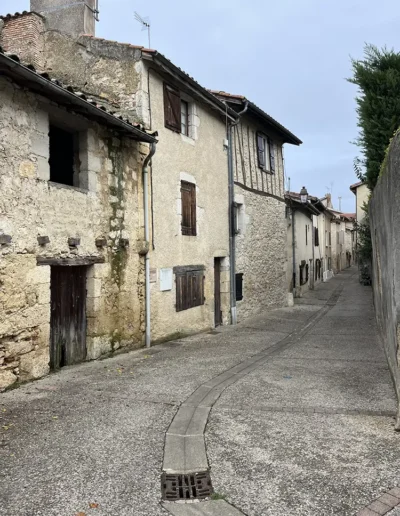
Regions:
[[37, 156, 50, 181], [32, 132, 49, 159], [79, 170, 97, 192], [19, 161, 37, 179], [0, 234, 12, 245], [5, 339, 34, 357], [19, 348, 49, 381], [86, 336, 111, 360], [26, 265, 50, 285], [86, 296, 100, 315], [0, 370, 17, 390], [37, 283, 50, 305], [36, 110, 49, 135], [87, 277, 102, 298]]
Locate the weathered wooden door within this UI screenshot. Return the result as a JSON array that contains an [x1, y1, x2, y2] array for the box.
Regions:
[[214, 259, 222, 327], [50, 266, 87, 370]]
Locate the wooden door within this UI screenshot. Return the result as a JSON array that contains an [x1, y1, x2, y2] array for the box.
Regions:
[[50, 266, 87, 370], [214, 259, 222, 327]]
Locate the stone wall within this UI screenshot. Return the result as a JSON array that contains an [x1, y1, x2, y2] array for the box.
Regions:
[[370, 131, 400, 429], [233, 114, 288, 320], [0, 76, 144, 390]]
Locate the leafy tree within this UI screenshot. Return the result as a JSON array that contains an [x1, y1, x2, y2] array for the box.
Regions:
[[349, 44, 400, 189]]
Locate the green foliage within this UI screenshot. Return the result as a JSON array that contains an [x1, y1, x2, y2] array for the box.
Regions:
[[348, 44, 400, 189]]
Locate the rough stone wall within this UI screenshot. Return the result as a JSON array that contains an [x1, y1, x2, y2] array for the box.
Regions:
[[31, 0, 97, 37], [146, 68, 230, 341], [0, 77, 144, 390], [235, 187, 287, 319], [0, 12, 46, 68], [370, 131, 400, 428], [233, 115, 287, 319], [286, 208, 313, 297]]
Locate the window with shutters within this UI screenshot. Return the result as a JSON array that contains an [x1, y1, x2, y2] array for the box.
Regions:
[[256, 132, 275, 173], [181, 181, 197, 236], [164, 83, 181, 132], [174, 266, 205, 312], [181, 100, 189, 136]]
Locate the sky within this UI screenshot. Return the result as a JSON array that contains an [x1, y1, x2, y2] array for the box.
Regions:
[[3, 0, 400, 212]]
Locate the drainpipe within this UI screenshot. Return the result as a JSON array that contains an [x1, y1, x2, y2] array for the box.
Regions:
[[143, 142, 157, 348], [227, 101, 248, 325], [291, 206, 296, 295]]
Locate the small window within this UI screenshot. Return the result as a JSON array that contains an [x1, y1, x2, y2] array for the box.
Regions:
[[164, 83, 181, 132], [49, 125, 78, 186], [256, 132, 275, 173], [236, 273, 243, 301], [181, 100, 189, 136], [314, 227, 319, 246], [181, 181, 196, 236], [174, 266, 205, 311]]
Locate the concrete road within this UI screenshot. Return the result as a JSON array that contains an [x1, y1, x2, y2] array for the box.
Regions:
[[0, 267, 399, 515]]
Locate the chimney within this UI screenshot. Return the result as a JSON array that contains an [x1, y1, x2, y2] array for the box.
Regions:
[[326, 193, 332, 208], [30, 0, 98, 37], [0, 12, 46, 68]]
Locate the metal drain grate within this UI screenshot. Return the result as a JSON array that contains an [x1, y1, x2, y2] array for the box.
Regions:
[[161, 471, 213, 501]]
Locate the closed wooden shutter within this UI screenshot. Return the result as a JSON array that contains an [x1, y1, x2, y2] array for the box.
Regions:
[[164, 83, 181, 132], [256, 132, 266, 169], [269, 139, 275, 173], [236, 273, 243, 301], [181, 181, 196, 236], [314, 227, 319, 246], [175, 266, 205, 312]]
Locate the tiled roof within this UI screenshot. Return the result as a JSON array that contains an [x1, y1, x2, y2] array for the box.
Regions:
[[350, 181, 365, 191], [0, 46, 156, 143], [0, 11, 45, 20], [211, 90, 302, 146]]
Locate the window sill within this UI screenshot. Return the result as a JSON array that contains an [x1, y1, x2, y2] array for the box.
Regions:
[[48, 181, 89, 195], [181, 134, 195, 146], [259, 167, 274, 175]]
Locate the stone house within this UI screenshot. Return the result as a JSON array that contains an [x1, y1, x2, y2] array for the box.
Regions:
[[0, 3, 235, 354], [212, 92, 302, 320], [0, 46, 156, 390], [285, 191, 328, 296]]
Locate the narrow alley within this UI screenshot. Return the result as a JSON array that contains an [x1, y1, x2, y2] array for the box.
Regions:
[[0, 268, 398, 516]]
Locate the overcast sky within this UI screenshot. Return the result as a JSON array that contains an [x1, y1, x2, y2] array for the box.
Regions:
[[3, 0, 399, 212]]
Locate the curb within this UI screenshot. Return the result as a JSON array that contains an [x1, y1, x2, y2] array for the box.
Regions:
[[356, 487, 400, 515]]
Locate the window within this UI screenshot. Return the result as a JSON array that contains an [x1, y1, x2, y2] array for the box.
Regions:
[[174, 266, 205, 311], [314, 227, 319, 246], [236, 273, 243, 301], [256, 132, 275, 173], [181, 181, 196, 236], [164, 83, 181, 132], [181, 100, 189, 136], [329, 232, 332, 246], [305, 225, 308, 246], [49, 125, 78, 186]]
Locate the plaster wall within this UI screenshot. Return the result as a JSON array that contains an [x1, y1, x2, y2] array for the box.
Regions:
[[144, 67, 231, 341], [356, 184, 369, 223], [0, 77, 144, 389]]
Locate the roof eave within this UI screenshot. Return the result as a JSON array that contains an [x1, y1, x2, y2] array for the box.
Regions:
[[247, 101, 302, 145]]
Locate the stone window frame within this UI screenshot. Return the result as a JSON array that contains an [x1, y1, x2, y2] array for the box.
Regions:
[[34, 102, 100, 193]]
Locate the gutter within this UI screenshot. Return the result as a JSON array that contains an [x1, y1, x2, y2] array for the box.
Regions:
[[142, 142, 157, 348], [227, 101, 248, 325]]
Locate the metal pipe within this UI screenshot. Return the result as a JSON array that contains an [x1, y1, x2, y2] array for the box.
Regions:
[[143, 142, 157, 348], [227, 101, 248, 325], [292, 207, 296, 294]]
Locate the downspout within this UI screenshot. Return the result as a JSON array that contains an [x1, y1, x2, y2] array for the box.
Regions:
[[143, 142, 157, 348], [227, 101, 248, 325], [292, 206, 296, 295]]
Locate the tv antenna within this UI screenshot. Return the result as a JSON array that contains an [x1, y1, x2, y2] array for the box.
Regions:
[[134, 12, 151, 48]]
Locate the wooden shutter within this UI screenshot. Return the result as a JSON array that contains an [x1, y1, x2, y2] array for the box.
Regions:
[[236, 273, 243, 301], [164, 83, 181, 132], [314, 227, 319, 246], [181, 181, 196, 236], [175, 267, 205, 312], [256, 132, 266, 169], [269, 139, 275, 173]]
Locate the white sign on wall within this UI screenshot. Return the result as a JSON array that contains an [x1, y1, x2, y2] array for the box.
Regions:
[[160, 268, 173, 291]]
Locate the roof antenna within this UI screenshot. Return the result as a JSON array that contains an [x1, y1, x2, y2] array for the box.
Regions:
[[134, 12, 151, 48]]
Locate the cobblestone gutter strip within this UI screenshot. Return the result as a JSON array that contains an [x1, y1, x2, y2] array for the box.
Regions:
[[356, 487, 400, 515], [161, 284, 344, 514]]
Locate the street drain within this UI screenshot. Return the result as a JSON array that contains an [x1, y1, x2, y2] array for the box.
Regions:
[[161, 472, 213, 501]]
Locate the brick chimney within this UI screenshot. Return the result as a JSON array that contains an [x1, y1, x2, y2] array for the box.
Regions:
[[326, 193, 333, 208], [30, 0, 98, 37], [0, 12, 45, 68]]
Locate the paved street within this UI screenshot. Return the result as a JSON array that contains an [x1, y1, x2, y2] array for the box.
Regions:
[[1, 267, 399, 515]]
